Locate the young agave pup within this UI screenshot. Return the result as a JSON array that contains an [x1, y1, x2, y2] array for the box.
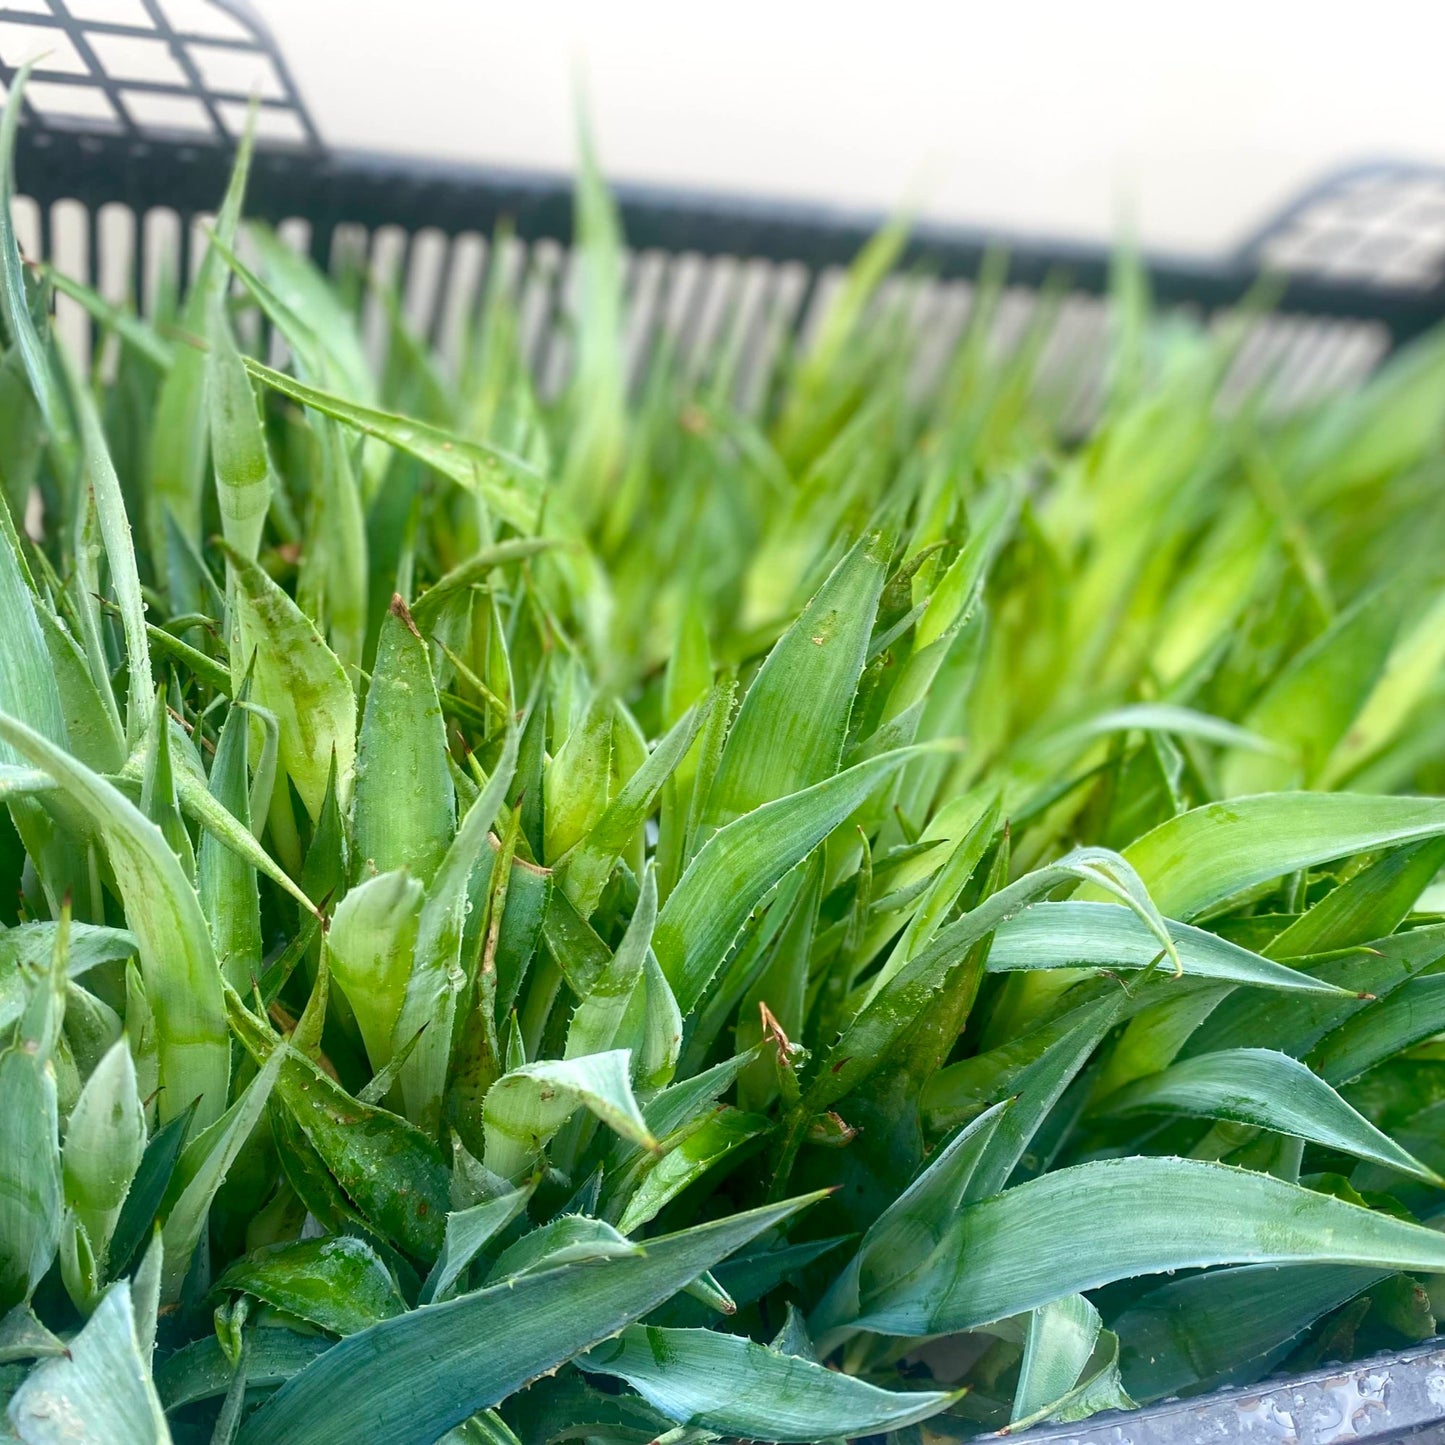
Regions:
[[5, 65, 1445, 1445]]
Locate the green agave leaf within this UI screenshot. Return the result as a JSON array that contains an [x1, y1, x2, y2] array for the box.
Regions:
[[556, 703, 704, 915], [106, 1104, 196, 1281], [1114, 1263, 1387, 1404], [543, 694, 612, 864], [560, 115, 625, 525], [811, 1099, 1012, 1344], [410, 538, 559, 631], [1323, 587, 1445, 787], [0, 64, 71, 456], [1009, 1326, 1136, 1432], [1186, 922, 1445, 1062], [915, 480, 1017, 654], [851, 1157, 1445, 1336], [0, 942, 62, 1313], [702, 530, 889, 835], [0, 764, 54, 799], [7, 1281, 170, 1445], [1269, 836, 1445, 959], [483, 1050, 654, 1181], [62, 1040, 145, 1260], [1034, 703, 1282, 759], [123, 961, 159, 1127], [299, 754, 350, 917], [147, 109, 253, 561], [241, 356, 549, 533], [248, 223, 374, 400], [69, 353, 153, 745], [616, 1107, 771, 1235], [233, 1195, 823, 1445], [225, 986, 450, 1262], [326, 868, 424, 1074], [300, 414, 370, 668], [354, 597, 455, 886], [810, 848, 1171, 1114], [609, 1048, 765, 1181], [32, 607, 125, 772], [159, 1043, 283, 1302], [197, 695, 262, 992], [1223, 590, 1397, 795], [1011, 1293, 1103, 1426], [656, 746, 925, 1013], [538, 884, 612, 1000], [157, 733, 319, 918], [214, 1236, 407, 1336], [0, 923, 136, 1031], [0, 1307, 65, 1369], [138, 685, 193, 877], [1107, 793, 1445, 920], [267, 1099, 404, 1263], [565, 865, 656, 1063], [0, 924, 135, 975], [125, 1228, 161, 1366], [64, 979, 122, 1079], [0, 347, 43, 531], [964, 993, 1136, 1202], [0, 490, 65, 763], [487, 1215, 643, 1282], [1098, 1047, 1441, 1182], [155, 1328, 333, 1410], [394, 719, 518, 1133], [578, 1325, 960, 1440], [59, 1206, 102, 1317], [863, 796, 998, 1004], [630, 949, 683, 1091], [1309, 973, 1445, 1085], [207, 294, 272, 563], [437, 1412, 524, 1445], [504, 1372, 672, 1445], [41, 268, 171, 369], [986, 901, 1348, 994], [420, 1184, 533, 1306], [225, 546, 357, 824], [0, 711, 229, 1128]]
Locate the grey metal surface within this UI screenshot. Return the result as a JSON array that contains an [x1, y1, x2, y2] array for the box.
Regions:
[[1008, 1341, 1445, 1445]]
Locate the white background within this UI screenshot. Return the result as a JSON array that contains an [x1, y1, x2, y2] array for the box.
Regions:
[[220, 2, 1445, 257]]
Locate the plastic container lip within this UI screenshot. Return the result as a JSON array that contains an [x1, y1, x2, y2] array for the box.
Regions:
[[1009, 1337, 1445, 1445]]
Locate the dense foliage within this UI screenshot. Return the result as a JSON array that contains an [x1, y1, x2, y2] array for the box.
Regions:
[[5, 75, 1445, 1445]]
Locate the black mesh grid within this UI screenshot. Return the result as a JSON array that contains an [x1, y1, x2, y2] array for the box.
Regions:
[[0, 0, 319, 146], [1241, 164, 1445, 293]]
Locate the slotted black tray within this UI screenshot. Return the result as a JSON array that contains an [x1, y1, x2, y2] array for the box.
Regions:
[[6, 0, 1445, 403]]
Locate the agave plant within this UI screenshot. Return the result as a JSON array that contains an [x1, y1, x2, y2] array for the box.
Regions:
[[4, 65, 1445, 1445]]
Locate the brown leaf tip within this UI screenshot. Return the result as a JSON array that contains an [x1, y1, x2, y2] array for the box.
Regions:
[[390, 593, 423, 639]]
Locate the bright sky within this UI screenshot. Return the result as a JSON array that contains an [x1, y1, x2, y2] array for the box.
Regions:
[[259, 1, 1444, 258]]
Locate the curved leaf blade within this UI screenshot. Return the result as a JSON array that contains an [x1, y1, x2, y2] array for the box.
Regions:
[[987, 902, 1349, 994], [214, 1237, 406, 1336], [1098, 1048, 1441, 1183], [853, 1157, 1445, 1336], [578, 1325, 959, 1440], [233, 1196, 823, 1445], [1109, 793, 1445, 920], [0, 711, 228, 1127], [655, 747, 924, 1012]]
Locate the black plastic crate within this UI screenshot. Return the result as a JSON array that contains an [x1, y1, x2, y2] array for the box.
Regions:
[[8, 0, 1445, 423], [5, 3, 1445, 1442]]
